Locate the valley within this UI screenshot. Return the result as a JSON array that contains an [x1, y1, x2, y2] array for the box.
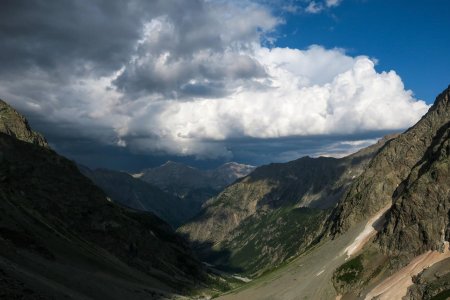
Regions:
[[1, 2, 449, 299]]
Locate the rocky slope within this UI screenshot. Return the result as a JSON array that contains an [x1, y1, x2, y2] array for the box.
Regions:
[[379, 111, 450, 258], [0, 100, 210, 299], [79, 166, 195, 228], [329, 86, 450, 299], [328, 86, 450, 235], [179, 135, 393, 275]]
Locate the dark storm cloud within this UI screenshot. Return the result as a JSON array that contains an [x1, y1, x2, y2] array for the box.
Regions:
[[0, 0, 145, 80], [0, 0, 271, 97]]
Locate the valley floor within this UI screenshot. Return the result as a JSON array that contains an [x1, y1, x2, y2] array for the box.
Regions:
[[217, 224, 365, 300], [217, 206, 450, 300]]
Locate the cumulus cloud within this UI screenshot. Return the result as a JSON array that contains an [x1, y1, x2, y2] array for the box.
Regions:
[[0, 0, 429, 163], [304, 0, 343, 13], [326, 0, 342, 8], [305, 1, 324, 14], [118, 51, 427, 157]]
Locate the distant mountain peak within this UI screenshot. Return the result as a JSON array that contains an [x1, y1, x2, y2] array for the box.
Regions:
[[0, 99, 48, 147]]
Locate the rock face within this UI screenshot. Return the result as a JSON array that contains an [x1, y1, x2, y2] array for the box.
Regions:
[[406, 258, 450, 300], [328, 86, 450, 235], [179, 136, 391, 275], [0, 99, 48, 147], [79, 166, 196, 228], [330, 86, 450, 299], [378, 89, 450, 257], [0, 100, 206, 298]]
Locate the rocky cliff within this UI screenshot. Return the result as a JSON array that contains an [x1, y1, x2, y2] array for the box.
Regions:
[[328, 86, 450, 235], [378, 88, 450, 257], [330, 86, 450, 299]]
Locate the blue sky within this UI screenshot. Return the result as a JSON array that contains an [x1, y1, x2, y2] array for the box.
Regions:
[[273, 0, 450, 103], [0, 0, 448, 170]]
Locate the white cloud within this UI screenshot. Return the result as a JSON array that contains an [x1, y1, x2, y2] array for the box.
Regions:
[[304, 0, 342, 13], [326, 0, 342, 8], [115, 46, 428, 158], [305, 1, 324, 14]]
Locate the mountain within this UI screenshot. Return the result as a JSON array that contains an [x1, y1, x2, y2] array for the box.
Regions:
[[328, 86, 450, 298], [328, 86, 450, 235], [179, 135, 394, 276], [0, 99, 212, 299], [135, 161, 255, 216], [79, 166, 195, 228]]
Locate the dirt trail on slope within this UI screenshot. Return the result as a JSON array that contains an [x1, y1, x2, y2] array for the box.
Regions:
[[344, 204, 391, 257], [218, 206, 392, 300], [364, 242, 450, 300]]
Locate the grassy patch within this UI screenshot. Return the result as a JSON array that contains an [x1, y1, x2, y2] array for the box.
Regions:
[[220, 206, 327, 276], [335, 255, 363, 283]]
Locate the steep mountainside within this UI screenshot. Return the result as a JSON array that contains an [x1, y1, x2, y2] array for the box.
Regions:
[[179, 135, 394, 275], [0, 100, 210, 299], [328, 86, 450, 234], [379, 112, 450, 258], [79, 167, 195, 228], [329, 86, 450, 299], [136, 161, 255, 216]]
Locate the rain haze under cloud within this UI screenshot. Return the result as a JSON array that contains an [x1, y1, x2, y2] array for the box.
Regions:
[[0, 0, 443, 170]]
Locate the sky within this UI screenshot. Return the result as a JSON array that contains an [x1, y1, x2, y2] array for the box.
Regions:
[[0, 0, 449, 171]]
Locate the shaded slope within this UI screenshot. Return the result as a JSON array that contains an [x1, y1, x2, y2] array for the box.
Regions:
[[0, 133, 206, 298], [80, 167, 194, 228], [0, 100, 208, 298]]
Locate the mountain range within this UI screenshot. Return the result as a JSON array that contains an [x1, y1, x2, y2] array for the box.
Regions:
[[178, 134, 396, 275], [79, 161, 255, 228]]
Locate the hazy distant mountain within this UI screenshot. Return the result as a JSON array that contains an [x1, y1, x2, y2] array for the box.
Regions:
[[135, 161, 255, 192], [79, 166, 196, 228], [134, 161, 256, 213], [0, 99, 209, 299]]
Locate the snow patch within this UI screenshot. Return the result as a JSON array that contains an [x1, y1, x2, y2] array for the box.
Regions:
[[344, 204, 391, 258], [232, 275, 252, 283]]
